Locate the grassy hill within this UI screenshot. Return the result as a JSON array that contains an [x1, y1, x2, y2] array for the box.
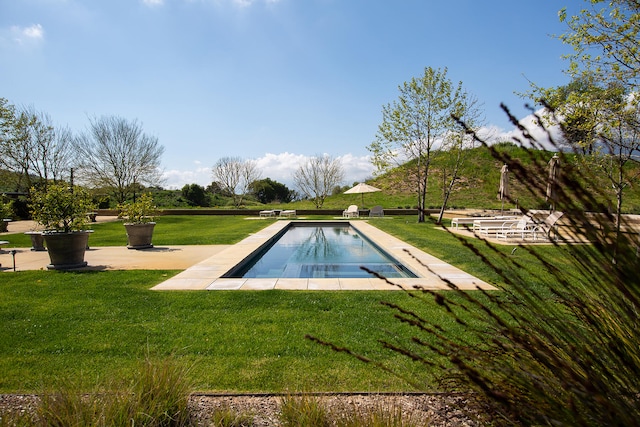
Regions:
[[284, 143, 640, 214], [3, 143, 639, 214]]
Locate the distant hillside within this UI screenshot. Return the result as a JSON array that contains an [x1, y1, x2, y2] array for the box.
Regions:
[[364, 143, 640, 214]]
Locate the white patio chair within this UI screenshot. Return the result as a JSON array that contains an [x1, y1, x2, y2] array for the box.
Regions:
[[342, 205, 359, 218]]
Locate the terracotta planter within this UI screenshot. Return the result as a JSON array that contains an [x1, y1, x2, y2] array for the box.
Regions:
[[43, 231, 90, 270], [124, 222, 155, 249]]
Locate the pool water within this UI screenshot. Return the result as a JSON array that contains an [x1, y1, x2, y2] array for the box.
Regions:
[[225, 223, 416, 279]]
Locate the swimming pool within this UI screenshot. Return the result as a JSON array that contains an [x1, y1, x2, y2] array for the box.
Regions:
[[223, 222, 417, 279]]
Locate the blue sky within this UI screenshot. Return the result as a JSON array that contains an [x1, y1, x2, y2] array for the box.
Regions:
[[1, 0, 574, 189]]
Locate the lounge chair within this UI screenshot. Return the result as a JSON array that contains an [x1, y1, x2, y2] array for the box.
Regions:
[[497, 215, 537, 240], [534, 211, 564, 240], [452, 215, 518, 230], [343, 205, 359, 218], [279, 210, 296, 218], [369, 205, 384, 217]]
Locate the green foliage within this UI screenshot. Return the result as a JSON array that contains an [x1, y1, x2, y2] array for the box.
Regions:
[[278, 394, 428, 426], [279, 395, 331, 427], [0, 269, 466, 393], [35, 356, 193, 427], [117, 193, 157, 224], [209, 406, 254, 427], [250, 177, 294, 204], [181, 183, 209, 207], [558, 1, 640, 85], [369, 66, 468, 222], [29, 183, 95, 233], [328, 113, 640, 425], [0, 195, 13, 219]]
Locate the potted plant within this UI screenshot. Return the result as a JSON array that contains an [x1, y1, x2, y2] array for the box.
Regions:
[[0, 196, 13, 232], [118, 193, 157, 249], [29, 182, 96, 269]]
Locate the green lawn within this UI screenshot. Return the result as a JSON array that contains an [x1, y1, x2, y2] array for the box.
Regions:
[[3, 215, 275, 248], [0, 215, 571, 393]]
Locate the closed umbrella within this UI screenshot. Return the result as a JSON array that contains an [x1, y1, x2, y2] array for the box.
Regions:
[[344, 182, 381, 206], [497, 164, 509, 214], [546, 154, 560, 212]]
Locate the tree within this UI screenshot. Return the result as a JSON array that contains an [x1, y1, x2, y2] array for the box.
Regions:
[[181, 183, 209, 207], [436, 91, 485, 224], [535, 3, 640, 253], [21, 107, 74, 187], [309, 114, 640, 426], [212, 157, 261, 208], [368, 67, 464, 222], [293, 155, 344, 209], [249, 178, 294, 204], [588, 82, 640, 257], [0, 103, 74, 192], [559, 1, 640, 89], [73, 115, 165, 204]]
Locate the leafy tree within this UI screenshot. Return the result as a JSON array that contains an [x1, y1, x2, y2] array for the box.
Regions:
[[293, 154, 344, 208], [212, 157, 261, 208], [249, 178, 294, 204], [310, 111, 640, 426], [436, 91, 485, 223], [73, 115, 165, 204], [533, 2, 640, 253], [559, 0, 640, 88], [368, 67, 464, 222], [181, 183, 209, 207]]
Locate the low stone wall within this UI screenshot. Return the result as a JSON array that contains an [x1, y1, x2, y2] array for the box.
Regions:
[[97, 208, 427, 217]]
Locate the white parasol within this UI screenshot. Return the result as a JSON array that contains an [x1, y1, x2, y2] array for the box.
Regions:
[[344, 183, 382, 206]]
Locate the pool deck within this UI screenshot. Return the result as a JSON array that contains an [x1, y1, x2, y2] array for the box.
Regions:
[[1, 218, 495, 291], [151, 221, 495, 291]]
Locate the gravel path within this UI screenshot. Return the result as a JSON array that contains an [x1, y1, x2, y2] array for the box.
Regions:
[[1, 393, 484, 426]]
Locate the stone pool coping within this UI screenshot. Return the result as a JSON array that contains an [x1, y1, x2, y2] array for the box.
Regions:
[[151, 220, 496, 291]]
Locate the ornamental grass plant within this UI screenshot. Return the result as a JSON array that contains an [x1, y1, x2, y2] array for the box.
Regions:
[[307, 107, 640, 426]]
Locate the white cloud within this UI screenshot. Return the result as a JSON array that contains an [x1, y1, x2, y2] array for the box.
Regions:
[[4, 24, 45, 45], [142, 0, 164, 6], [230, 0, 283, 7], [492, 109, 563, 150], [162, 164, 212, 189], [22, 24, 44, 39], [162, 152, 375, 190], [254, 152, 307, 184]]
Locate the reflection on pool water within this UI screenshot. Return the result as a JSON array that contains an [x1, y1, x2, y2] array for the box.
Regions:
[[224, 223, 417, 279]]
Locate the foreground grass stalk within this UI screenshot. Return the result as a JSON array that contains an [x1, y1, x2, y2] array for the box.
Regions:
[[337, 109, 640, 425], [34, 356, 194, 427]]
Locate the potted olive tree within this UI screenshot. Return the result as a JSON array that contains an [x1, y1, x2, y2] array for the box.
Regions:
[[29, 183, 96, 269], [0, 196, 13, 232], [118, 193, 157, 249]]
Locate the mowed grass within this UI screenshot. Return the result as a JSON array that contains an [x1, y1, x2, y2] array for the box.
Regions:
[[0, 271, 476, 393], [3, 215, 275, 247], [0, 215, 576, 393]]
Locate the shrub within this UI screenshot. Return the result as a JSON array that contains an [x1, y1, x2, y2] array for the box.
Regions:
[[29, 183, 95, 232], [117, 193, 157, 224]]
